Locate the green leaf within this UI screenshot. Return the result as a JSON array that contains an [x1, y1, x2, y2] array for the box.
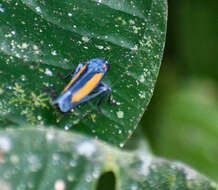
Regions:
[[144, 79, 218, 182], [0, 0, 167, 146], [173, 0, 218, 80], [0, 128, 217, 190]]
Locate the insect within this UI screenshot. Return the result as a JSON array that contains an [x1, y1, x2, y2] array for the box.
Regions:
[[54, 58, 113, 113]]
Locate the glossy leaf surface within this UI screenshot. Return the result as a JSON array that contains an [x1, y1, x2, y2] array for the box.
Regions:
[[0, 0, 167, 146]]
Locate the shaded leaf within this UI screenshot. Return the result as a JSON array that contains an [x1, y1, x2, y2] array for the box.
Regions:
[[0, 128, 217, 190], [143, 78, 218, 182]]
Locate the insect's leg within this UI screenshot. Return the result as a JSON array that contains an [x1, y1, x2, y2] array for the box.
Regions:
[[42, 85, 58, 100], [107, 91, 113, 104], [95, 82, 116, 106], [58, 63, 84, 80], [96, 83, 112, 113], [97, 95, 107, 113], [107, 90, 118, 105]]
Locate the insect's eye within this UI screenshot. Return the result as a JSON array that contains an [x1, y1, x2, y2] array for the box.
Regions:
[[105, 61, 110, 70], [104, 64, 107, 71]]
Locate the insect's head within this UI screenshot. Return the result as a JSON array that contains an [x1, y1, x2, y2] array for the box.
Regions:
[[87, 58, 109, 72]]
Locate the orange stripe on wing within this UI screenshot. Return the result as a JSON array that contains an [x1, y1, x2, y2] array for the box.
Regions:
[[62, 65, 87, 93], [71, 73, 103, 102]]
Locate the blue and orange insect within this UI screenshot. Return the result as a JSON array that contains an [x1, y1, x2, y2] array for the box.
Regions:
[[54, 58, 113, 113]]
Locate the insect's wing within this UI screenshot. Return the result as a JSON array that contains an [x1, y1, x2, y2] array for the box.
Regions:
[[53, 90, 75, 112], [71, 72, 104, 103], [54, 72, 100, 112], [61, 64, 87, 94]]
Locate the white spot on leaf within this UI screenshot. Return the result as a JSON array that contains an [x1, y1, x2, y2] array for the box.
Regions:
[[0, 136, 11, 152], [51, 50, 57, 56], [35, 7, 41, 13], [0, 179, 11, 190], [82, 36, 89, 42], [139, 75, 145, 83], [77, 141, 96, 157], [45, 68, 53, 76], [21, 43, 28, 49], [54, 179, 66, 190], [0, 4, 5, 13], [116, 111, 124, 118]]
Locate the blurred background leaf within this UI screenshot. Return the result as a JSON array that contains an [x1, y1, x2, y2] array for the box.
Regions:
[[0, 0, 167, 146], [141, 0, 218, 182], [0, 128, 217, 190]]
